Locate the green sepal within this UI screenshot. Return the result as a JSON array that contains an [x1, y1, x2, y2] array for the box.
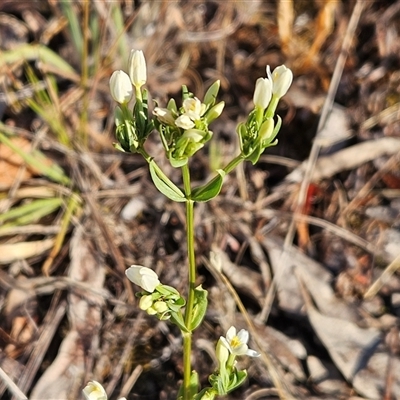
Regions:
[[194, 387, 217, 400], [246, 144, 263, 165], [203, 80, 220, 107], [209, 373, 226, 396], [182, 85, 191, 101], [170, 310, 189, 333], [149, 160, 186, 202], [167, 98, 178, 113], [189, 285, 208, 331], [156, 284, 180, 296], [227, 369, 247, 393], [191, 169, 225, 202], [263, 115, 281, 147], [169, 156, 188, 168]]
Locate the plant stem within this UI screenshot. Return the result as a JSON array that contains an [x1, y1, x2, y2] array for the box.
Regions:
[[182, 163, 196, 400], [223, 154, 245, 174]]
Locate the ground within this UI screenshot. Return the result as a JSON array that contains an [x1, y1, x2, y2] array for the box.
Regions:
[[0, 1, 400, 400]]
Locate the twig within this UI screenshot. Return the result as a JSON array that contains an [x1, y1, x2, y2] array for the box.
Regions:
[[0, 367, 27, 400]]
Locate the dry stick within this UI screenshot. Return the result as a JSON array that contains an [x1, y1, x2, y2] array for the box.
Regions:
[[340, 152, 400, 220], [0, 368, 28, 400], [364, 252, 400, 300], [16, 297, 67, 396], [258, 0, 365, 324]]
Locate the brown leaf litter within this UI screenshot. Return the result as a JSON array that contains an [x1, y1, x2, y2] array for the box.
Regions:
[[1, 1, 400, 399]]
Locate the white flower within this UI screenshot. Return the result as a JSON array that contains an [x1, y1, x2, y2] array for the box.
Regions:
[[125, 265, 160, 292], [267, 65, 293, 98], [220, 326, 260, 357], [153, 107, 176, 125], [175, 114, 195, 130], [82, 381, 107, 400], [109, 70, 133, 104], [253, 77, 272, 109], [128, 49, 147, 88], [182, 97, 203, 120]]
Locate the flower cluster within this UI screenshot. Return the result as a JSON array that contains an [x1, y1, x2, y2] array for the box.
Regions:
[[197, 326, 260, 399], [82, 381, 125, 400], [125, 265, 185, 323], [153, 82, 224, 167], [109, 50, 153, 153], [237, 64, 293, 164]]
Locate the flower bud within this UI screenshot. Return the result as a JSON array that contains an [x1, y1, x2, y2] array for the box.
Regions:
[[125, 265, 160, 292], [153, 301, 169, 313], [259, 118, 274, 142], [203, 80, 220, 107], [205, 101, 225, 124], [267, 65, 293, 98], [109, 70, 133, 104], [253, 77, 272, 109], [216, 338, 229, 368], [154, 107, 175, 125], [82, 381, 107, 400], [128, 49, 147, 88], [139, 294, 154, 311]]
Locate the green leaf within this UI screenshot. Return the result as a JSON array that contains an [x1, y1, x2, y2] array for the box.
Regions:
[[149, 160, 186, 202], [191, 170, 225, 202], [189, 285, 208, 331], [227, 370, 247, 393], [170, 310, 189, 333]]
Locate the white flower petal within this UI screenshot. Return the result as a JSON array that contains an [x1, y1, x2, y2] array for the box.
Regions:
[[125, 265, 160, 292], [226, 326, 236, 341], [82, 381, 107, 400], [129, 49, 147, 88], [109, 70, 132, 104], [175, 114, 195, 129]]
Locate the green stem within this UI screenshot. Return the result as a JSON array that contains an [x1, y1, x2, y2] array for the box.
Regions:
[[223, 154, 245, 174], [182, 163, 196, 400], [265, 95, 279, 119]]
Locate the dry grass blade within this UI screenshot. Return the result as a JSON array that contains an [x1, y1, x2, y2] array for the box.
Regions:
[[364, 252, 400, 300], [0, 238, 55, 264], [0, 367, 27, 400]]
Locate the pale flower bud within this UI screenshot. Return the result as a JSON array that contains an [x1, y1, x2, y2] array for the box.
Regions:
[[128, 49, 147, 88], [175, 114, 195, 130], [82, 381, 107, 400], [139, 294, 154, 311], [205, 101, 225, 124], [253, 77, 272, 109], [152, 301, 169, 313], [259, 118, 274, 142], [153, 107, 175, 125], [125, 265, 160, 292], [267, 65, 293, 98], [109, 70, 133, 104], [216, 338, 229, 367]]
